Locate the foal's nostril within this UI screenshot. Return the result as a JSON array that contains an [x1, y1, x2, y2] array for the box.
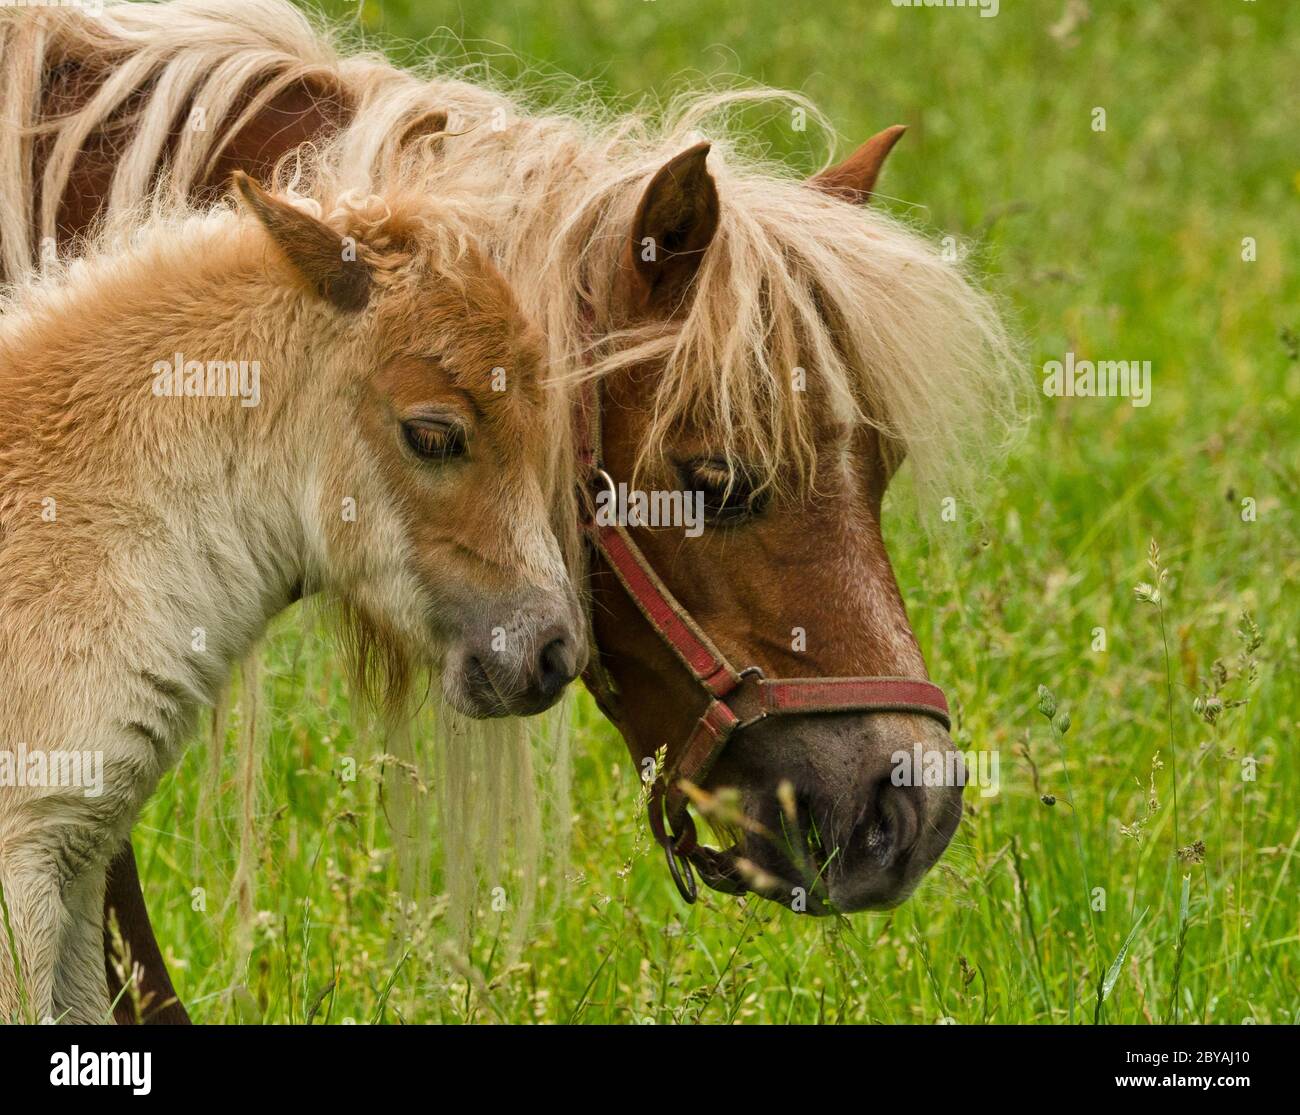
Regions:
[[536, 635, 577, 700]]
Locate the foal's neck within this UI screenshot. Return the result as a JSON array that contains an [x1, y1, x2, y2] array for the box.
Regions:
[[0, 222, 336, 727]]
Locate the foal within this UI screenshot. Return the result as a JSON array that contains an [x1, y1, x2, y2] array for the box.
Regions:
[[0, 173, 583, 1023]]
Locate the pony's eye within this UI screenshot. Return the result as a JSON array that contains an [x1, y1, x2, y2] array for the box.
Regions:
[[402, 418, 467, 462], [684, 458, 769, 525]]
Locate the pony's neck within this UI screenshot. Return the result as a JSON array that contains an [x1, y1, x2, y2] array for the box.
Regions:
[[0, 223, 329, 728]]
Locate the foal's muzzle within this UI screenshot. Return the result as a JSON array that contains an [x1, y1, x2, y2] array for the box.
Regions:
[[444, 595, 586, 718]]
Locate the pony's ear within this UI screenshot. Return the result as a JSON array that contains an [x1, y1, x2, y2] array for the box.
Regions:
[[628, 141, 720, 309], [231, 171, 370, 312], [809, 124, 907, 205]]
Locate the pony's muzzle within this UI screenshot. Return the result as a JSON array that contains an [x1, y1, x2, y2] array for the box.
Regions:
[[705, 711, 964, 913], [807, 715, 964, 913]]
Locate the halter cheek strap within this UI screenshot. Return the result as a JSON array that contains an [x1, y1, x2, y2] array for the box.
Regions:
[[575, 377, 951, 903]]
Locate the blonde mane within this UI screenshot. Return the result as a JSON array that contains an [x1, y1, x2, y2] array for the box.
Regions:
[[1, 174, 471, 342], [3, 0, 1023, 498]]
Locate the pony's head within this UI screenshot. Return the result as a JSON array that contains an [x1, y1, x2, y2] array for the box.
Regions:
[[570, 125, 1020, 912], [233, 173, 585, 719]]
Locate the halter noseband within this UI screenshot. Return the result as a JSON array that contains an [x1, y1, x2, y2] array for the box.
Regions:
[[575, 377, 952, 903]]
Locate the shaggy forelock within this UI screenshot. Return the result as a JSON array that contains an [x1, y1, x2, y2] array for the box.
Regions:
[[555, 124, 1026, 504]]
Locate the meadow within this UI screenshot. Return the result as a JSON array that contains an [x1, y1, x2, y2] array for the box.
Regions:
[[128, 0, 1299, 1023]]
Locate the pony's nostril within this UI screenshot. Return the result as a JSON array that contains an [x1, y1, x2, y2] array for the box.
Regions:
[[536, 636, 576, 699], [875, 778, 922, 861], [827, 778, 923, 875]]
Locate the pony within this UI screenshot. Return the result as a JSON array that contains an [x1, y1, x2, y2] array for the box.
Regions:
[[0, 168, 584, 1022], [0, 0, 1024, 1020]]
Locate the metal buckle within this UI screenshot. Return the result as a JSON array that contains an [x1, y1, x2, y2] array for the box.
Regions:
[[732, 665, 768, 729]]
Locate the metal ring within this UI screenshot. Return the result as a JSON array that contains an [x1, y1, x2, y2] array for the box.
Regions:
[[662, 838, 698, 904], [648, 782, 699, 903], [668, 806, 698, 856], [593, 467, 617, 509]]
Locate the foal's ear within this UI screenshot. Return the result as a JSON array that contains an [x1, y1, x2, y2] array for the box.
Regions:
[[231, 171, 371, 312], [628, 141, 720, 309], [809, 124, 907, 205], [398, 108, 449, 150]]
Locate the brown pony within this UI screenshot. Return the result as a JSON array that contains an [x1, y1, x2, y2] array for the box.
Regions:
[[0, 0, 1022, 1022]]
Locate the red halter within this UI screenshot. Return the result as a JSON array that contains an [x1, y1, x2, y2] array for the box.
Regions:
[[575, 378, 952, 903]]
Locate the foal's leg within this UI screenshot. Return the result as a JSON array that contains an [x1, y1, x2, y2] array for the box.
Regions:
[[0, 850, 66, 1023], [2, 748, 153, 1023], [53, 862, 112, 1024]]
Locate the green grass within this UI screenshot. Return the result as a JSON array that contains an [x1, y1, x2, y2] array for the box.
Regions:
[[128, 0, 1299, 1023]]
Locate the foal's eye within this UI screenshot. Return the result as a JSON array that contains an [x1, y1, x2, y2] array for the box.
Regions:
[[683, 458, 769, 525], [402, 418, 467, 462]]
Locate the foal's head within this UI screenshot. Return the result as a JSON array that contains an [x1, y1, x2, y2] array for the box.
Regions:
[[579, 131, 1017, 912], [233, 174, 584, 717]]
